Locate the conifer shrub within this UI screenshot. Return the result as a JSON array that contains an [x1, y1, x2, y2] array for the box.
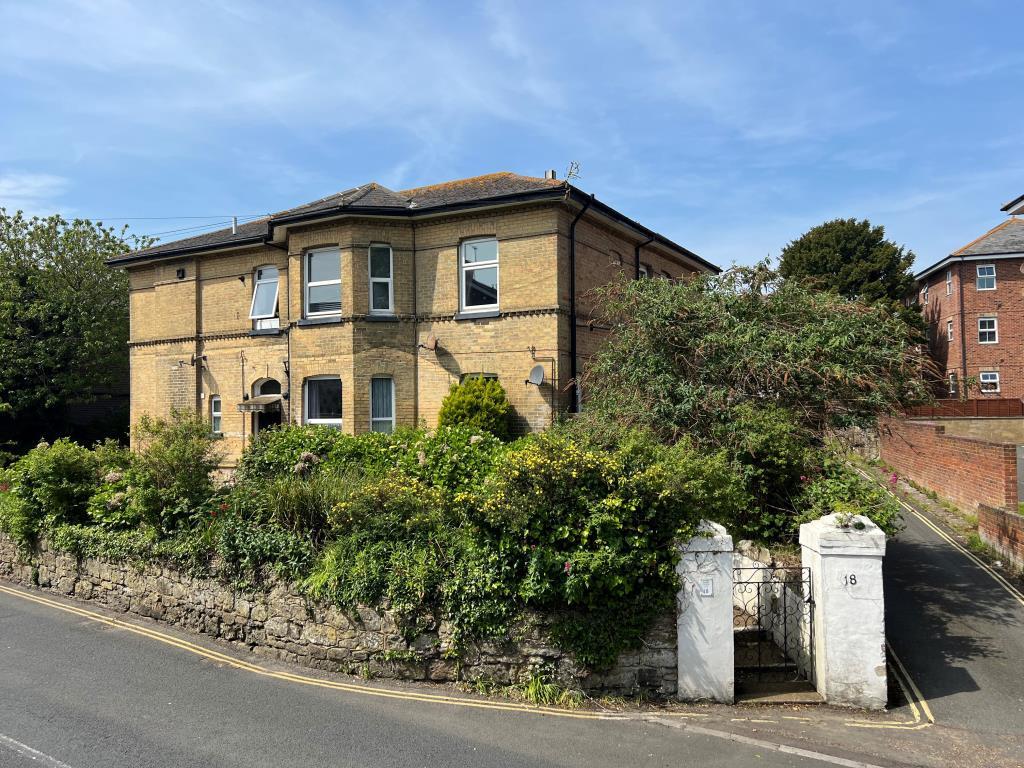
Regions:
[[437, 376, 513, 441]]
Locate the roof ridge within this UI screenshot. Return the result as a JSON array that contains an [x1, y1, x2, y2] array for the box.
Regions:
[[399, 171, 559, 197], [951, 218, 1019, 256]]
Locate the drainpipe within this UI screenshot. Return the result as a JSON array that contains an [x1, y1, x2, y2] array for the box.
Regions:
[[635, 236, 654, 280], [411, 220, 419, 427], [568, 194, 594, 413], [958, 258, 967, 388], [194, 256, 203, 415]]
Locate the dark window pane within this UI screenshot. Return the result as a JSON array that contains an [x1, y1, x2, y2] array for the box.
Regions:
[[370, 247, 391, 278], [462, 239, 497, 264], [308, 378, 341, 420], [371, 281, 390, 310], [464, 266, 498, 307]]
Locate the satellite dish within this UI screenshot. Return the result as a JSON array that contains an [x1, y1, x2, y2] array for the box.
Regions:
[[527, 364, 545, 386], [419, 334, 438, 352]]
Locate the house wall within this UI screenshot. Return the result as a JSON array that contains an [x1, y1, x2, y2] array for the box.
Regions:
[[128, 199, 706, 463], [920, 257, 1024, 398], [879, 417, 1019, 511]]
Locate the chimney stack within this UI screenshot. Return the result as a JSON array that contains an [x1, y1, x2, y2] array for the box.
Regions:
[[544, 169, 557, 180]]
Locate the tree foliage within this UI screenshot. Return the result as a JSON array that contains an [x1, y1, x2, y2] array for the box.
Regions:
[[779, 218, 918, 322], [0, 209, 152, 426], [580, 265, 928, 541], [585, 264, 930, 443], [437, 375, 513, 440]]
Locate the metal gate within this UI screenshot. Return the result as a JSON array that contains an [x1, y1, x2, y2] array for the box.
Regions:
[[733, 566, 814, 687]]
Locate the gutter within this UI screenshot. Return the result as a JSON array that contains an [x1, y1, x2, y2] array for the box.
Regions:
[[568, 194, 594, 413]]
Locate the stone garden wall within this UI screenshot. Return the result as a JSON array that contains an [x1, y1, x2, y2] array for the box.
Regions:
[[0, 534, 676, 697]]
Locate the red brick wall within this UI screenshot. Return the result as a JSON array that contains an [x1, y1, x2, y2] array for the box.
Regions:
[[919, 257, 1024, 398], [978, 505, 1024, 569], [879, 418, 1019, 511]]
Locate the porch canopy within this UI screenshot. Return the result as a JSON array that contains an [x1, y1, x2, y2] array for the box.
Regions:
[[237, 394, 282, 413]]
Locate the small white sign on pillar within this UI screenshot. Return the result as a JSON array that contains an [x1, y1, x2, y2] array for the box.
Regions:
[[800, 513, 887, 709], [676, 520, 734, 703]]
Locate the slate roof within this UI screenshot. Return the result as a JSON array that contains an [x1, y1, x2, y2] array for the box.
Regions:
[[109, 172, 715, 272], [914, 217, 1024, 280], [952, 218, 1024, 256]]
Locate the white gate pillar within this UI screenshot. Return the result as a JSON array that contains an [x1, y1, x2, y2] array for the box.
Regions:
[[800, 513, 887, 709], [676, 521, 734, 703]]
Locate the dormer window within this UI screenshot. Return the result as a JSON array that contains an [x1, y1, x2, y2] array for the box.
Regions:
[[249, 266, 280, 330]]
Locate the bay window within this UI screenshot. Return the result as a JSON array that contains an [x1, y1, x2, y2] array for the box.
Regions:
[[305, 248, 341, 316]]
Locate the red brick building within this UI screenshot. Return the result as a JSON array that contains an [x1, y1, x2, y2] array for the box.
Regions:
[[916, 195, 1024, 399]]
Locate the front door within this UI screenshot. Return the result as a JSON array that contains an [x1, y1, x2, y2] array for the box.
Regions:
[[253, 379, 282, 435]]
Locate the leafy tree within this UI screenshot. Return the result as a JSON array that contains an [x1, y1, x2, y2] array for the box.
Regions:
[[0, 209, 153, 449], [584, 264, 929, 443], [779, 218, 917, 320], [580, 264, 930, 541]]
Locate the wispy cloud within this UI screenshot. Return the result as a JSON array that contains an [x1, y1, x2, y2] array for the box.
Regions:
[[0, 172, 70, 214]]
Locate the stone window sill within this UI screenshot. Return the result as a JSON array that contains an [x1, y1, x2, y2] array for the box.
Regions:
[[297, 315, 343, 327], [454, 309, 500, 321]]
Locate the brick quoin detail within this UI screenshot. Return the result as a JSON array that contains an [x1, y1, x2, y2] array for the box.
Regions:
[[879, 418, 1019, 511]]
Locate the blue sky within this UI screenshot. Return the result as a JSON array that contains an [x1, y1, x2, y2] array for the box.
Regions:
[[0, 1, 1019, 268]]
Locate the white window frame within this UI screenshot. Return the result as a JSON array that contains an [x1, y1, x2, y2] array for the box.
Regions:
[[304, 375, 342, 428], [979, 371, 1000, 393], [459, 237, 500, 314], [304, 247, 342, 317], [946, 320, 953, 341], [210, 395, 222, 434], [945, 269, 952, 295], [978, 316, 998, 344], [370, 376, 395, 433], [368, 244, 394, 316], [976, 264, 996, 291], [249, 265, 281, 330], [639, 263, 650, 278], [948, 372, 958, 396], [923, 283, 929, 304]]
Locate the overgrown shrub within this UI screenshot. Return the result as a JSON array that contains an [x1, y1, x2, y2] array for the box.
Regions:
[[438, 376, 513, 440], [794, 454, 903, 536], [304, 473, 450, 635], [467, 429, 748, 668], [237, 425, 403, 480], [129, 412, 222, 531]]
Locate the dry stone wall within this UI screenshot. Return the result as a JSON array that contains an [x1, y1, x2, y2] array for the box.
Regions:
[[0, 534, 676, 697]]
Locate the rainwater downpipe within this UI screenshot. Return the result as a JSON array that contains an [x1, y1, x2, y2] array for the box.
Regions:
[[958, 258, 967, 385], [635, 236, 654, 280], [568, 194, 594, 413]]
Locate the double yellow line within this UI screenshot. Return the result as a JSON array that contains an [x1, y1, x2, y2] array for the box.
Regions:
[[855, 466, 1024, 608], [0, 582, 627, 721]]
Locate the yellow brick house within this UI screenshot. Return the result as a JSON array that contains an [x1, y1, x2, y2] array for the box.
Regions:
[[110, 171, 717, 464]]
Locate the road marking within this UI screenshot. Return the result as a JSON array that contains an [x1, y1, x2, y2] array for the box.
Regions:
[[0, 732, 76, 768], [648, 717, 892, 768], [886, 642, 934, 725], [855, 466, 1024, 608], [0, 580, 926, 742]]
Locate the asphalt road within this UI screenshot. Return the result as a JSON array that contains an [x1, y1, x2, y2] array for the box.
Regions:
[[885, 505, 1024, 736], [0, 587, 847, 768]]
